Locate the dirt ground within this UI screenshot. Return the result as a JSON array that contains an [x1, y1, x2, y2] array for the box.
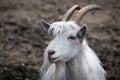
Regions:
[[0, 0, 120, 80]]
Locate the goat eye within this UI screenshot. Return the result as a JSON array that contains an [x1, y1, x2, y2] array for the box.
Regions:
[[68, 36, 76, 40]]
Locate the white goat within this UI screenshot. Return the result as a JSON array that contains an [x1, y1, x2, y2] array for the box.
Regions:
[[40, 5, 106, 80]]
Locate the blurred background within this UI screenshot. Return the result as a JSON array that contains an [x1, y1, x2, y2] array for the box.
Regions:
[[0, 0, 120, 80]]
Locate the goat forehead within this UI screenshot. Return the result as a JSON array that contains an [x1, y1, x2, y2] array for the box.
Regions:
[[49, 21, 80, 36]]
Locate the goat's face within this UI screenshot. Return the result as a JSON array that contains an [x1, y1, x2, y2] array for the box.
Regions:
[[41, 20, 87, 63], [41, 4, 101, 63]]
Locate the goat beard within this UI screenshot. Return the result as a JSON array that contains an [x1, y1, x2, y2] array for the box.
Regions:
[[55, 62, 66, 80]]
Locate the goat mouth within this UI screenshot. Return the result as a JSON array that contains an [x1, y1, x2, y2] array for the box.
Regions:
[[48, 56, 60, 63]]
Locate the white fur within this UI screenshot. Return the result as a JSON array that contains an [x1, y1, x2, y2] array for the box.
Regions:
[[40, 21, 106, 80]]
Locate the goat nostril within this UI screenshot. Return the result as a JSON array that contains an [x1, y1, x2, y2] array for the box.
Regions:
[[48, 50, 55, 56]]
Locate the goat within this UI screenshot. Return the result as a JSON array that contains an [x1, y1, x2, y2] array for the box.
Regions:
[[40, 4, 106, 80]]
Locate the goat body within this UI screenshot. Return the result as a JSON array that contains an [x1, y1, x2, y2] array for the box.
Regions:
[[40, 5, 106, 80]]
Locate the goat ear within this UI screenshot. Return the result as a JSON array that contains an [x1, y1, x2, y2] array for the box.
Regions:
[[41, 19, 51, 31], [78, 24, 87, 38]]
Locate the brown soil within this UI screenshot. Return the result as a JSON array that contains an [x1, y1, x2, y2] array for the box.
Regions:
[[0, 0, 120, 80]]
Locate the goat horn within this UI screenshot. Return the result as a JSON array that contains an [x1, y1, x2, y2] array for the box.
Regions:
[[74, 4, 101, 24], [62, 5, 80, 21]]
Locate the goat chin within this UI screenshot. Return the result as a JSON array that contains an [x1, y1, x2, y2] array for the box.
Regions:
[[40, 39, 106, 80]]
